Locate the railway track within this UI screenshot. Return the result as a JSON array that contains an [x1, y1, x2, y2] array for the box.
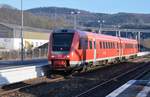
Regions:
[[74, 60, 150, 97], [0, 56, 149, 97], [0, 76, 64, 96]]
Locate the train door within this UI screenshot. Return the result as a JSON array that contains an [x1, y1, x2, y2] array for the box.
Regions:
[[119, 39, 122, 59], [93, 39, 96, 65], [119, 40, 123, 59]]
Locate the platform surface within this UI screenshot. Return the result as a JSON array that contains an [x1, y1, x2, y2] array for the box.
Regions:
[[0, 58, 48, 70], [106, 80, 150, 97], [0, 58, 49, 86], [137, 52, 150, 57]]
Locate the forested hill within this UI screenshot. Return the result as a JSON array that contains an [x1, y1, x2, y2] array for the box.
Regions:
[[1, 4, 150, 29]]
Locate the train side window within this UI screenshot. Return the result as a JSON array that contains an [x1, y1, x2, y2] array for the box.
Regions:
[[113, 43, 115, 48], [104, 42, 106, 49], [89, 41, 92, 49], [99, 42, 102, 49], [115, 43, 116, 48], [101, 42, 103, 49], [78, 39, 82, 49], [102, 42, 105, 49], [79, 38, 86, 49], [94, 41, 96, 49], [79, 38, 88, 49], [103, 42, 105, 49], [107, 42, 110, 48], [109, 43, 111, 48], [106, 42, 108, 49], [110, 42, 112, 48], [85, 39, 88, 49], [111, 42, 112, 48], [117, 43, 119, 49], [107, 42, 109, 49], [135, 44, 137, 48]]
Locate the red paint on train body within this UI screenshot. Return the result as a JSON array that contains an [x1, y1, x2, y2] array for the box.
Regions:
[[48, 29, 138, 71]]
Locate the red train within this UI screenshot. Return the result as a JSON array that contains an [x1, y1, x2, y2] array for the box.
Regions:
[[48, 29, 138, 71]]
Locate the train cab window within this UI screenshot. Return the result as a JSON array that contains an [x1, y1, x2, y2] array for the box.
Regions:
[[52, 33, 74, 51], [89, 41, 92, 49]]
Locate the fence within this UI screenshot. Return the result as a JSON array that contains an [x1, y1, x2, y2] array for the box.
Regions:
[[0, 48, 48, 61]]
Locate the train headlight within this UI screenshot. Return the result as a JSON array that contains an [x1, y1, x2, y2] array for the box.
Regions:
[[71, 52, 74, 56], [51, 55, 55, 58], [67, 55, 70, 58]]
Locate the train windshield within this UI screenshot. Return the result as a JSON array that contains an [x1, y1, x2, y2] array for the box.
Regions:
[[52, 33, 74, 52]]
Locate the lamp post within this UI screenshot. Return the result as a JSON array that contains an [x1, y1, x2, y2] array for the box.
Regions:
[[138, 32, 141, 51], [98, 20, 105, 34], [71, 11, 80, 29], [117, 25, 121, 37], [21, 0, 24, 62], [54, 7, 57, 28]]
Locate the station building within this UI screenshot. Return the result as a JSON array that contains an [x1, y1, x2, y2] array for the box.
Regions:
[[0, 22, 51, 50]]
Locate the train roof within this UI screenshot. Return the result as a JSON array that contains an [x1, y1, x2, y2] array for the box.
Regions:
[[78, 30, 137, 43], [78, 30, 119, 41], [52, 29, 137, 43], [53, 29, 75, 33]]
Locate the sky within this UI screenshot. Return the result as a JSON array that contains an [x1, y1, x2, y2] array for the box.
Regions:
[[0, 0, 150, 14]]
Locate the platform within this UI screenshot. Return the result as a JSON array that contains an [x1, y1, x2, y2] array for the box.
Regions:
[[137, 52, 150, 57], [0, 58, 48, 69], [0, 59, 49, 86], [106, 80, 150, 97]]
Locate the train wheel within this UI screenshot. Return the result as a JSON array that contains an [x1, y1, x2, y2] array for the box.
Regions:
[[82, 65, 88, 72], [78, 64, 88, 73]]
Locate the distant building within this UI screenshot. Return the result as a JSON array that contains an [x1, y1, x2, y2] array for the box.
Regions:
[[0, 22, 51, 50]]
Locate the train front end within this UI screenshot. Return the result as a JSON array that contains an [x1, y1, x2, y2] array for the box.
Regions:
[[48, 29, 77, 71]]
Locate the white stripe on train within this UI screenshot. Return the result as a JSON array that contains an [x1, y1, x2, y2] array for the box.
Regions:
[[48, 53, 137, 66]]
